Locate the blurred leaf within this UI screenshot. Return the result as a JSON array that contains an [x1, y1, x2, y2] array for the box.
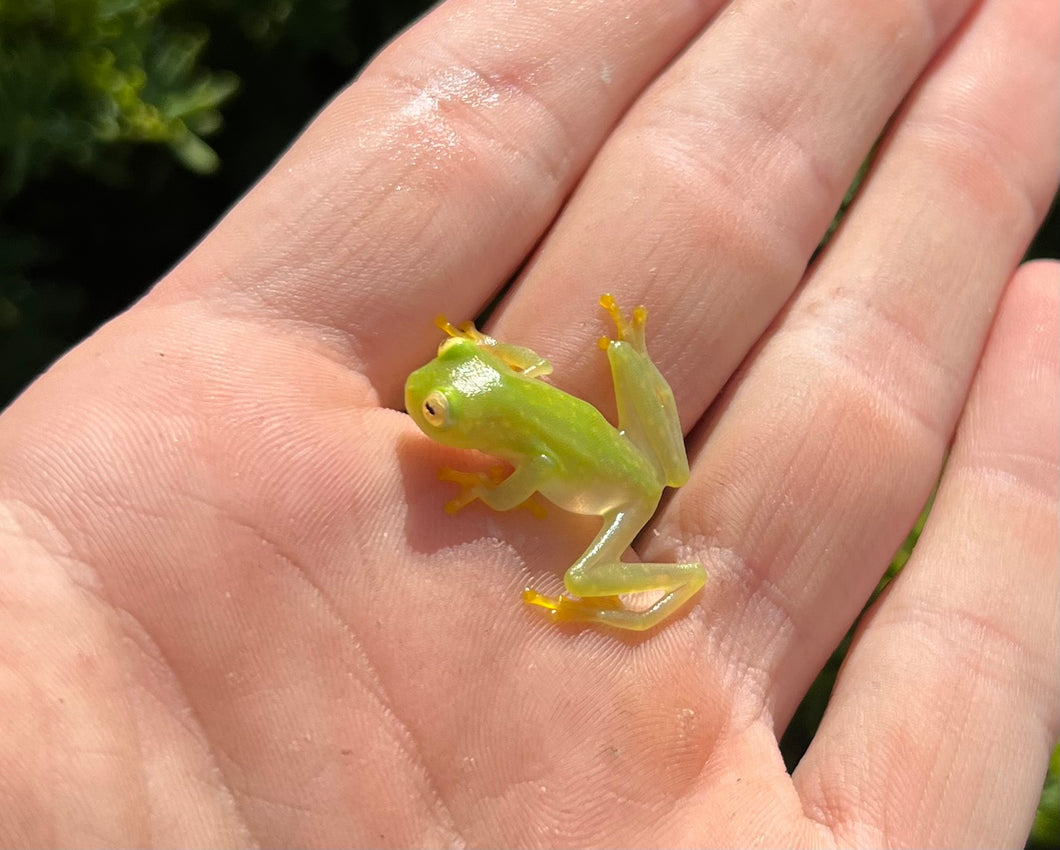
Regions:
[[0, 0, 239, 195], [1029, 746, 1059, 849]]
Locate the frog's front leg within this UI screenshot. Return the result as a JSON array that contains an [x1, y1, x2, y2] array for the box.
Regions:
[[523, 502, 706, 631], [439, 457, 551, 517]]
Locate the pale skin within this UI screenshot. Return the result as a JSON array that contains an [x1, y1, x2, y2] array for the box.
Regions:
[[0, 0, 1057, 848]]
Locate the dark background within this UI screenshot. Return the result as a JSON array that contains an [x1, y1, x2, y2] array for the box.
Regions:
[[0, 2, 1056, 844], [0, 0, 439, 405]]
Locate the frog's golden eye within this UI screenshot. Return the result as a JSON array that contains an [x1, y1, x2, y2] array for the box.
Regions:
[[422, 390, 450, 428]]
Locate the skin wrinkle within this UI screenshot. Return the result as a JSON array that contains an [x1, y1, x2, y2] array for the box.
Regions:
[[907, 657, 975, 841], [0, 657, 55, 845], [699, 365, 933, 718], [799, 656, 939, 845], [361, 65, 535, 180], [905, 113, 1044, 240], [894, 9, 1058, 219], [121, 629, 227, 766], [954, 458, 1059, 509], [641, 0, 942, 258], [792, 280, 970, 424], [81, 628, 152, 845], [728, 3, 895, 205], [803, 782, 887, 849], [324, 76, 567, 387], [442, 667, 562, 842], [467, 769, 655, 847], [284, 563, 466, 847], [230, 543, 465, 846], [631, 116, 811, 283], [693, 541, 797, 722], [198, 498, 466, 843], [0, 508, 131, 844], [542, 13, 966, 457], [0, 498, 103, 596], [855, 0, 942, 70], [703, 0, 1051, 741], [816, 325, 959, 445], [0, 484, 224, 826], [425, 44, 582, 181], [49, 594, 175, 844], [744, 102, 849, 235], [885, 600, 1055, 712], [230, 320, 379, 406], [114, 609, 255, 847], [464, 624, 721, 846], [178, 79, 561, 386], [908, 23, 1058, 193], [792, 255, 1059, 844]]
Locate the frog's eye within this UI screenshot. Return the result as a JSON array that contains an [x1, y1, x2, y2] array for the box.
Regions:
[[421, 390, 450, 428]]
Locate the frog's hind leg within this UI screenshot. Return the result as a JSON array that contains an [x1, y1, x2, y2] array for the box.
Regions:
[[555, 558, 706, 631], [523, 505, 706, 631]]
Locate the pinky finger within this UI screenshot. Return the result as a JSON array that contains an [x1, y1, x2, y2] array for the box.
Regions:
[[794, 261, 1059, 848]]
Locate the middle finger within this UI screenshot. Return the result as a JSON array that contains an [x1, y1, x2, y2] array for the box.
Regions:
[[491, 0, 975, 421]]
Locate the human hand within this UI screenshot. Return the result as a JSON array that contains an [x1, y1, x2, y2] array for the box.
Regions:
[[1, 0, 1056, 846]]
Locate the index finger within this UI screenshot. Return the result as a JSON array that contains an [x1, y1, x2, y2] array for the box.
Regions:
[[153, 0, 724, 405]]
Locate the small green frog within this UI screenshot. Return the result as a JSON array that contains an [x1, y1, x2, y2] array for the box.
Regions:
[[404, 295, 706, 631]]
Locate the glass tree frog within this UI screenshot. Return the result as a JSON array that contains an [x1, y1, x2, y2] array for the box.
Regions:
[[404, 295, 706, 631]]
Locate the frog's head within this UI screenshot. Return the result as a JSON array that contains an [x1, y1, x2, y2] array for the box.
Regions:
[[404, 337, 505, 450]]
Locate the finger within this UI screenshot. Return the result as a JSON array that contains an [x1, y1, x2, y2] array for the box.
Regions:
[[155, 0, 723, 405], [490, 0, 977, 419], [794, 261, 1059, 848], [656, 0, 1057, 719]]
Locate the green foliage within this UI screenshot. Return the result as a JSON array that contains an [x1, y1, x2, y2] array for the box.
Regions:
[[0, 0, 403, 407], [0, 223, 84, 399], [0, 0, 239, 195], [1031, 746, 1059, 848]]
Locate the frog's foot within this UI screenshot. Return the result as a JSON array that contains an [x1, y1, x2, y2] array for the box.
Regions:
[[518, 495, 548, 519], [438, 467, 547, 517], [437, 467, 483, 513], [522, 588, 624, 622], [435, 315, 553, 378], [598, 294, 647, 353], [435, 315, 490, 344]]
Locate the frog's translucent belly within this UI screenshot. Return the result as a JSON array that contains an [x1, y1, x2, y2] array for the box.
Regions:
[[530, 428, 663, 517], [540, 476, 662, 516]]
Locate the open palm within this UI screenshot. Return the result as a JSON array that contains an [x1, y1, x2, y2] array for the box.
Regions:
[[2, 0, 1057, 846]]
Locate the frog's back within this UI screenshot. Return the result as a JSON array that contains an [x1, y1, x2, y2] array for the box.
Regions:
[[488, 372, 664, 515]]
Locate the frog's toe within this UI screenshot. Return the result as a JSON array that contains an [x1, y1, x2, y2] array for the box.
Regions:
[[522, 587, 556, 609], [518, 496, 547, 519], [598, 294, 647, 350], [438, 467, 481, 512], [522, 589, 623, 622], [438, 467, 475, 485], [443, 497, 469, 514]]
